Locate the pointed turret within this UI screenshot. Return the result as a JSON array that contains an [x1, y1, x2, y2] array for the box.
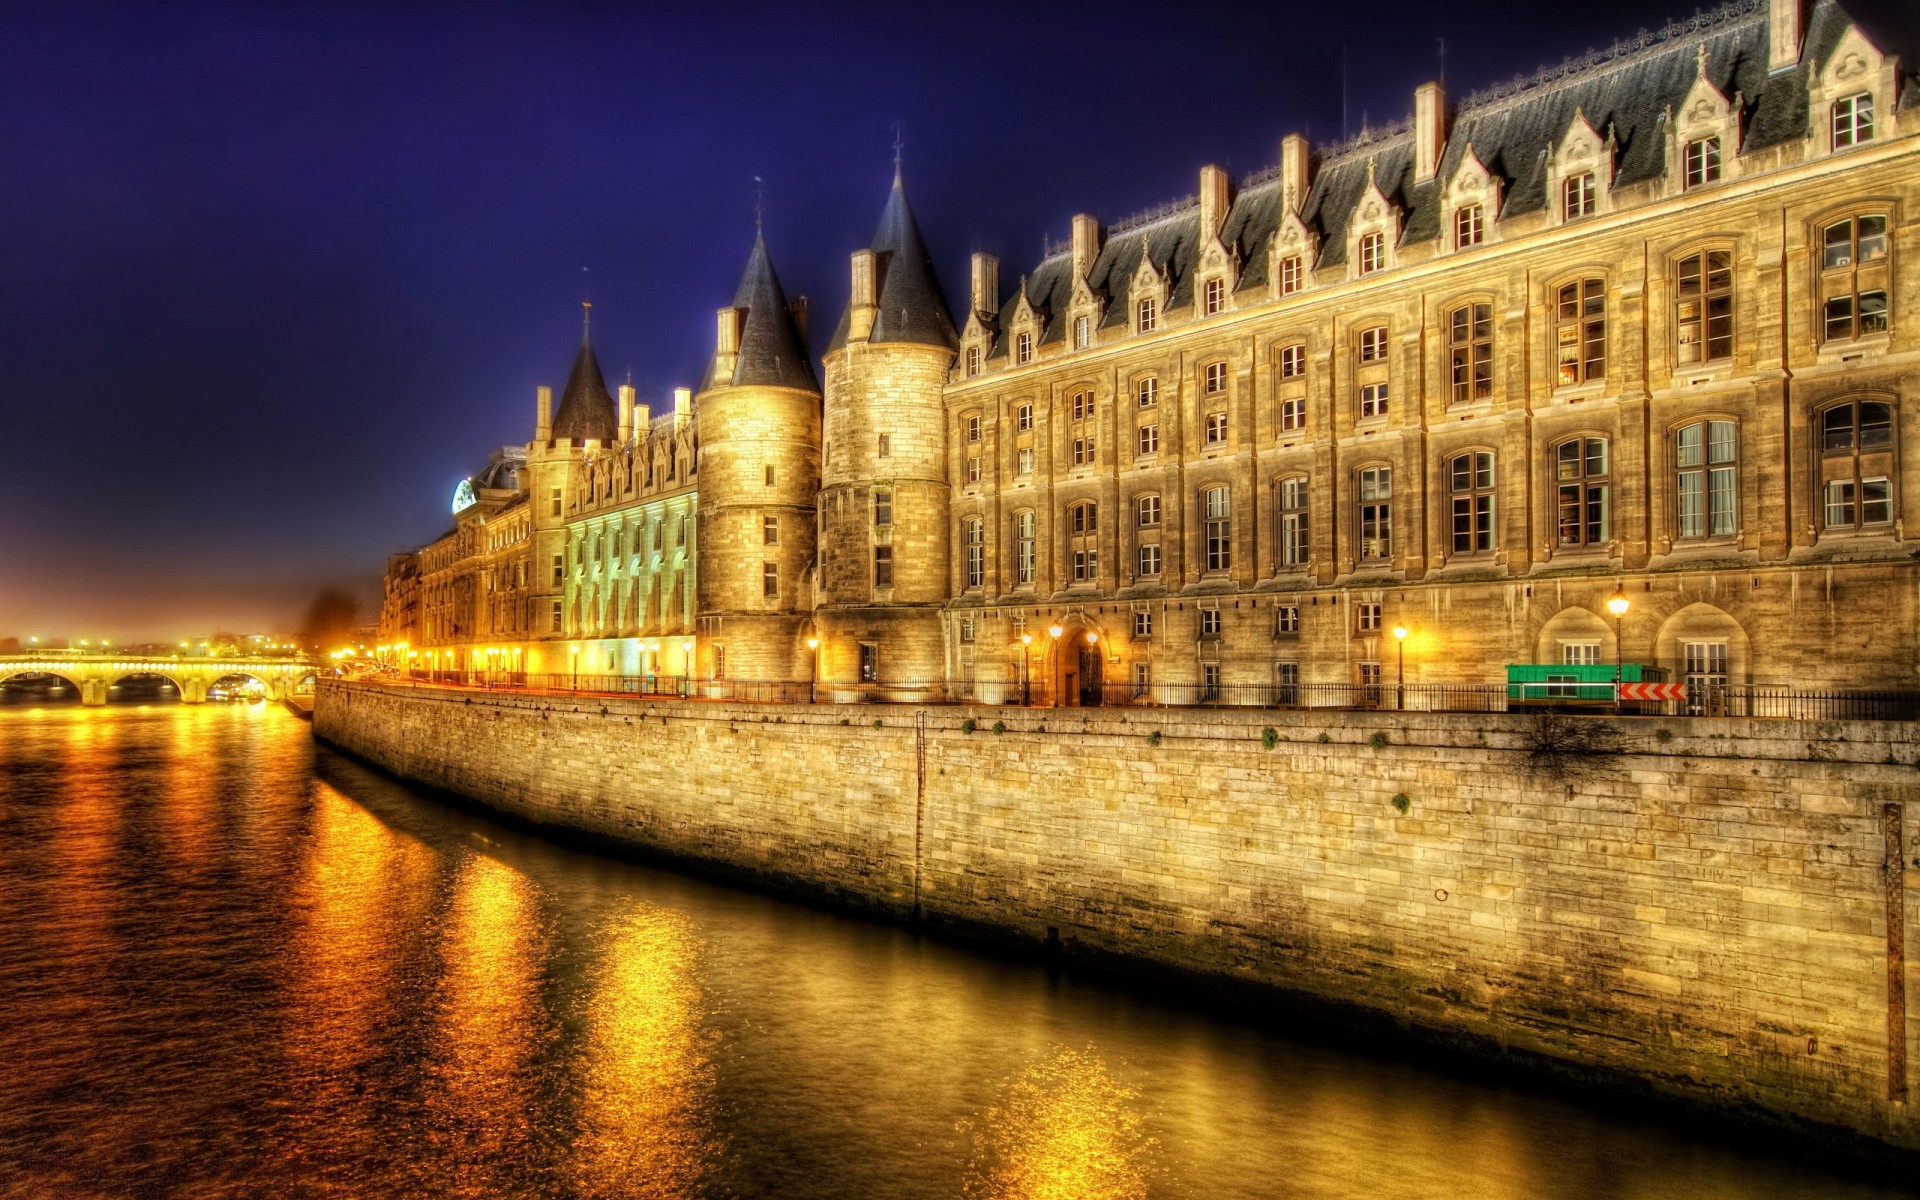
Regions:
[[550, 311, 618, 442], [705, 233, 818, 392], [829, 167, 958, 352]]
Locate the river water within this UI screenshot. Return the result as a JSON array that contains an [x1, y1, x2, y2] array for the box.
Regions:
[[0, 704, 1908, 1199]]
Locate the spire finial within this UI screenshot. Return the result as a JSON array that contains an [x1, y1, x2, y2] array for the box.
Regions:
[[1696, 41, 1708, 78], [581, 299, 592, 342], [890, 120, 905, 183], [753, 175, 765, 235]]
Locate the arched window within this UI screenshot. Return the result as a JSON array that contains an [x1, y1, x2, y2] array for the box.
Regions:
[[1136, 494, 1160, 529], [1449, 452, 1495, 554], [1675, 419, 1738, 539], [1278, 476, 1309, 568], [1067, 502, 1098, 582], [1674, 250, 1733, 365], [1819, 400, 1895, 531], [1556, 436, 1610, 548], [964, 517, 985, 588], [1013, 511, 1036, 585], [1203, 486, 1231, 573], [1448, 302, 1492, 402], [1357, 467, 1392, 561], [1555, 278, 1606, 384]]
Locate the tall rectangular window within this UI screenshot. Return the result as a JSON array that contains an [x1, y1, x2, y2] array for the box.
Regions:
[[1449, 303, 1493, 402], [1014, 511, 1035, 584], [1133, 610, 1153, 638], [551, 553, 564, 585], [1204, 361, 1227, 394], [1556, 278, 1607, 384], [1449, 451, 1495, 554], [1359, 383, 1389, 420], [1016, 447, 1033, 475], [1204, 277, 1225, 315], [1279, 476, 1309, 567], [966, 455, 982, 483], [1205, 412, 1227, 444], [873, 546, 893, 588], [1279, 343, 1304, 378], [1275, 605, 1300, 636], [1675, 250, 1734, 365], [1072, 436, 1095, 467], [1563, 172, 1596, 219], [1820, 215, 1890, 342], [1204, 486, 1231, 573], [1358, 326, 1387, 363], [1358, 467, 1392, 560], [965, 518, 984, 588], [1675, 420, 1737, 539], [1074, 315, 1090, 349], [1016, 332, 1033, 364], [965, 345, 980, 376], [1200, 609, 1222, 636], [1356, 602, 1382, 632], [1556, 437, 1610, 547], [1280, 397, 1304, 432], [1136, 297, 1157, 333], [874, 489, 892, 527], [1137, 495, 1160, 528], [763, 516, 778, 544], [877, 432, 893, 457], [1455, 204, 1483, 248], [1137, 424, 1158, 456], [1279, 255, 1302, 295], [859, 643, 878, 683], [549, 487, 563, 517], [762, 562, 778, 598], [1136, 377, 1157, 408], [1136, 543, 1161, 576], [966, 414, 982, 442], [1017, 402, 1034, 430], [1358, 232, 1384, 274]]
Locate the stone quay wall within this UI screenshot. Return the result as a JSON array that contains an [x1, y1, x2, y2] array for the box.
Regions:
[[315, 678, 1920, 1150]]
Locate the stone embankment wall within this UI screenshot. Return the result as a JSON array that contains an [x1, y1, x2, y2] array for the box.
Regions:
[[314, 679, 1919, 1150]]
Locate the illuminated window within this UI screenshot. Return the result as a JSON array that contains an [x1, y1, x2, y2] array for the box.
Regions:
[[1275, 605, 1300, 635], [1555, 437, 1609, 548], [1555, 278, 1607, 384], [965, 517, 984, 588], [1014, 511, 1036, 584], [1675, 250, 1733, 365]]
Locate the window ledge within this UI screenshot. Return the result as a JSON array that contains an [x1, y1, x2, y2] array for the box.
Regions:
[[1552, 382, 1608, 403], [1817, 333, 1892, 362]]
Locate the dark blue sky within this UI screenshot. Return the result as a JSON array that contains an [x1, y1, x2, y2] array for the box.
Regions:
[[0, 0, 1874, 639]]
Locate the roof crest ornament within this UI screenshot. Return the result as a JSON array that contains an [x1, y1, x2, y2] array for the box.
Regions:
[[754, 175, 765, 235], [890, 120, 905, 184]]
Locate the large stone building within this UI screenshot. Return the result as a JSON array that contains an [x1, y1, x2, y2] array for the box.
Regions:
[[381, 0, 1919, 709]]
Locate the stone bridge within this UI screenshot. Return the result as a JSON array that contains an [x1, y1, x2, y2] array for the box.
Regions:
[[0, 654, 318, 705]]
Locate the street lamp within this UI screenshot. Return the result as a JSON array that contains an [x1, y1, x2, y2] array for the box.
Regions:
[[1606, 586, 1631, 714], [1019, 632, 1033, 706], [806, 636, 820, 704], [1392, 625, 1409, 710]]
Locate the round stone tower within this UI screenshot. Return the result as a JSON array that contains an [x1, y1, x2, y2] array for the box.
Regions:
[[694, 233, 822, 685], [817, 166, 959, 699]]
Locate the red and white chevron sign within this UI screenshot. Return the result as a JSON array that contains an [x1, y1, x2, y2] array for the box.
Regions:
[[1618, 682, 1688, 701]]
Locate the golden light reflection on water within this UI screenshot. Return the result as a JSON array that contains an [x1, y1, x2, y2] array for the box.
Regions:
[[423, 851, 551, 1197], [571, 905, 718, 1200], [961, 1046, 1158, 1200]]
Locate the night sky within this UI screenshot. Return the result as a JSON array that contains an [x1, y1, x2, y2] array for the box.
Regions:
[[3, 0, 1904, 640]]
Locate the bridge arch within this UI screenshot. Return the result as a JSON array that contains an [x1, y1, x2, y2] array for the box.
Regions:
[[106, 671, 186, 703], [0, 668, 85, 704]]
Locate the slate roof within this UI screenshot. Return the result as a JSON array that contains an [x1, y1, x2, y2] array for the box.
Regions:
[[828, 167, 959, 353], [982, 0, 1912, 356], [550, 335, 618, 442], [704, 233, 819, 393]]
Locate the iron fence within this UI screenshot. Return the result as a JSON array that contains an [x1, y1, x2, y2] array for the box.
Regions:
[[360, 669, 1920, 721]]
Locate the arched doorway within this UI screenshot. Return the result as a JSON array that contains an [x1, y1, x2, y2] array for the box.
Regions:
[[1053, 627, 1106, 707]]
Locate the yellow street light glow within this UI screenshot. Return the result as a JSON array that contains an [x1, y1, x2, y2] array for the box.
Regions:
[[1085, 631, 1098, 645], [1047, 625, 1064, 639], [806, 637, 819, 650], [1021, 633, 1032, 645], [682, 641, 693, 652], [1606, 588, 1631, 618], [1392, 625, 1409, 641]]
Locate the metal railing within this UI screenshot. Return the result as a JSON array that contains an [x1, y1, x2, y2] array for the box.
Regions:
[[356, 670, 1920, 721]]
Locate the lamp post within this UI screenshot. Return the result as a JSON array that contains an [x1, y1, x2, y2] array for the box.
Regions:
[[1019, 633, 1033, 706], [1606, 586, 1631, 715], [1392, 624, 1409, 710], [569, 647, 578, 691], [806, 636, 819, 704], [1047, 625, 1064, 708]]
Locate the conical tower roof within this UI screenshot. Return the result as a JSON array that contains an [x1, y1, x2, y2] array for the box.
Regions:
[[828, 166, 958, 352], [704, 233, 818, 393], [550, 318, 618, 442]]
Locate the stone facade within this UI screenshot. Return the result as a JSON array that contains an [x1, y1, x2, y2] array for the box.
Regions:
[[378, 0, 1919, 706], [316, 677, 1920, 1150]]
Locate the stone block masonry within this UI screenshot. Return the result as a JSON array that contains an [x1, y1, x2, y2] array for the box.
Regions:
[[315, 680, 1920, 1151]]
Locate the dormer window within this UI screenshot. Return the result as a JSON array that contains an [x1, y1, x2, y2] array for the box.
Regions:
[[1358, 232, 1384, 275], [1279, 256, 1302, 295], [1203, 278, 1225, 315], [1833, 93, 1874, 149], [1455, 205, 1483, 249], [1136, 297, 1157, 333], [965, 346, 980, 376], [1563, 173, 1596, 219], [1074, 315, 1091, 349], [1016, 331, 1033, 364], [1684, 138, 1722, 187]]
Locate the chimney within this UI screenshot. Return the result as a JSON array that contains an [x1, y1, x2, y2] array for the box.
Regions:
[[1414, 81, 1446, 182], [1070, 213, 1102, 278], [969, 251, 1000, 318], [617, 383, 634, 444], [788, 294, 809, 344], [633, 402, 651, 433], [1769, 0, 1804, 71], [849, 249, 878, 341], [673, 386, 692, 419], [1198, 164, 1231, 238], [1280, 134, 1311, 214], [535, 384, 552, 442]]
